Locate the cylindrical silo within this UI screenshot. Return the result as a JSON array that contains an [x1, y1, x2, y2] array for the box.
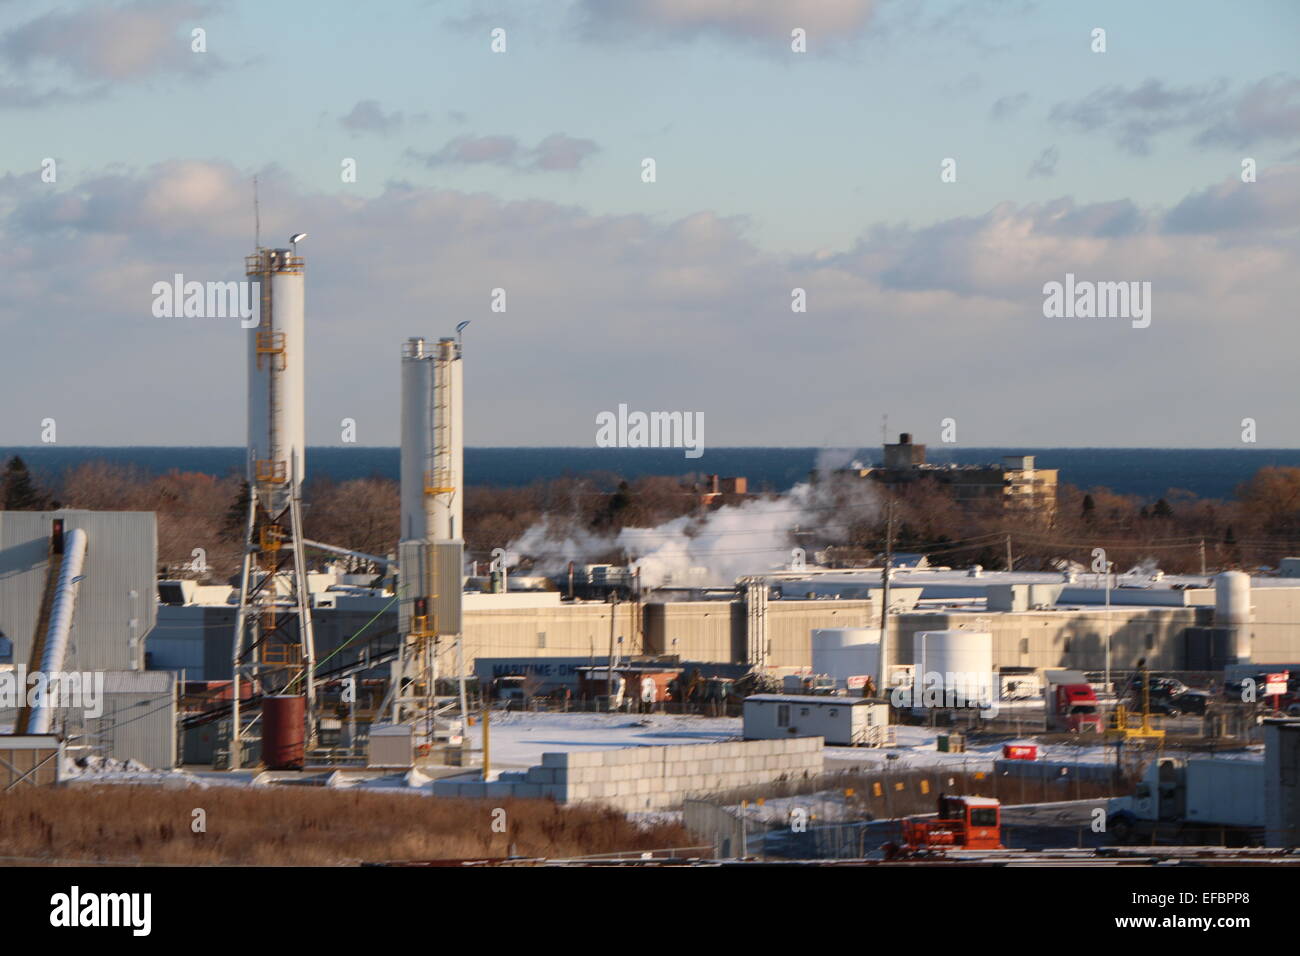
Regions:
[[912, 630, 994, 708], [399, 336, 463, 543], [400, 337, 433, 543], [1215, 571, 1252, 663], [246, 248, 306, 514]]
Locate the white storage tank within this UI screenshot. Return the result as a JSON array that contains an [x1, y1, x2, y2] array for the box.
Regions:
[[811, 627, 881, 689], [1214, 571, 1252, 663], [911, 630, 994, 709]]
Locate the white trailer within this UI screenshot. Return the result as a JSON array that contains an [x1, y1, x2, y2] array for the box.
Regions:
[[743, 694, 890, 747], [1185, 759, 1265, 829], [1107, 756, 1265, 843]]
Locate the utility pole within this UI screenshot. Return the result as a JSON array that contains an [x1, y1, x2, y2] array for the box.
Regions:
[[878, 500, 895, 700], [481, 703, 490, 782], [1006, 533, 1013, 572], [1104, 560, 1113, 694], [1199, 539, 1206, 577], [457, 636, 468, 736]]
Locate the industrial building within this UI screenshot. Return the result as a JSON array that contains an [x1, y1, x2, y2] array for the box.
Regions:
[[834, 433, 1059, 521], [140, 561, 1300, 689], [6, 236, 1300, 791]]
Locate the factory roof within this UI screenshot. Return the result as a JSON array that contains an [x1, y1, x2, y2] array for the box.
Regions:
[[778, 568, 1300, 590], [746, 694, 887, 706]]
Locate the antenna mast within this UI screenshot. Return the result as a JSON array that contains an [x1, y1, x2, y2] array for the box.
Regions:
[[253, 175, 261, 249]]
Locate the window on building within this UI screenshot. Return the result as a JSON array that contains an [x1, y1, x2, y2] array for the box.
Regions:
[[1145, 632, 1154, 650], [777, 704, 790, 728], [537, 631, 546, 648]]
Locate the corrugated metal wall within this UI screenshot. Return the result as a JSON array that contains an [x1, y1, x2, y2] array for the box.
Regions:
[[85, 671, 177, 769], [0, 511, 157, 672], [0, 671, 176, 769]]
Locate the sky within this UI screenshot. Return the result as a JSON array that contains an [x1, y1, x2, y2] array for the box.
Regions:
[[1, 0, 1298, 451]]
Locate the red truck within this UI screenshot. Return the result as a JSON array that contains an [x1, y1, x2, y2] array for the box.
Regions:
[[1043, 669, 1103, 733]]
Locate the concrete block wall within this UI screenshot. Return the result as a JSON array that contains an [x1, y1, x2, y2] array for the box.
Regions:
[[432, 737, 824, 812]]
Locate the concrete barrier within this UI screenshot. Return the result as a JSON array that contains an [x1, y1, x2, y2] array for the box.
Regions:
[[432, 736, 825, 811]]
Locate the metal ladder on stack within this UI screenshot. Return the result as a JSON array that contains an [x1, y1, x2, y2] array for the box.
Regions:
[[425, 351, 455, 498]]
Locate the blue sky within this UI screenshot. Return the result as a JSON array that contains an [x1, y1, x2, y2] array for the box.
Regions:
[[2, 0, 1299, 450]]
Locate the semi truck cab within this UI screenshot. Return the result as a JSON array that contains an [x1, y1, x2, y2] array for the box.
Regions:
[[1043, 669, 1104, 733]]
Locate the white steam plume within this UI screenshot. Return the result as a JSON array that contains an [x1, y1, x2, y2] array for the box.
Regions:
[[504, 478, 880, 588]]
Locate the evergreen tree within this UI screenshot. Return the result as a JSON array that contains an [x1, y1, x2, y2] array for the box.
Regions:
[[221, 481, 251, 541], [1153, 498, 1173, 519], [2, 456, 56, 511], [1081, 494, 1096, 522]]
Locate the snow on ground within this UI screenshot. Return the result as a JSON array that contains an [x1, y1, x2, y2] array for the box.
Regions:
[[463, 710, 739, 778], [461, 714, 1271, 775], [61, 757, 268, 789], [823, 727, 1113, 771], [460, 711, 1159, 778], [47, 709, 1263, 792]]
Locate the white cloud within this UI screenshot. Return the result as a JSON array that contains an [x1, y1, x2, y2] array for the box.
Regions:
[[0, 1, 222, 84], [2, 161, 1298, 448]]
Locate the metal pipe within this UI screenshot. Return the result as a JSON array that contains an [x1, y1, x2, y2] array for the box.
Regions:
[[302, 538, 396, 567], [29, 528, 89, 734], [230, 487, 258, 771]]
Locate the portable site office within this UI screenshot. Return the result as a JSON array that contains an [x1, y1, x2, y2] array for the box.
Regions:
[[743, 694, 890, 747]]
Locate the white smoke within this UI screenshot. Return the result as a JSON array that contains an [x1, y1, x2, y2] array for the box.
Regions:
[[504, 477, 880, 588], [500, 518, 614, 571]]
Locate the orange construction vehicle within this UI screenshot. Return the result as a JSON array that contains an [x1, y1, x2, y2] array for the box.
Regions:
[[886, 795, 1003, 858]]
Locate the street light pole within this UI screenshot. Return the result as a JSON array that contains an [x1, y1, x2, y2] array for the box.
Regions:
[[878, 501, 895, 700], [1104, 560, 1113, 693]]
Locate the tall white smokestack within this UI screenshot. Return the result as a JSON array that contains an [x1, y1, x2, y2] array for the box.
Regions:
[[246, 247, 306, 513]]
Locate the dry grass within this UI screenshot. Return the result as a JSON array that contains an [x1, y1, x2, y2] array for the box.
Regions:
[[0, 785, 689, 866]]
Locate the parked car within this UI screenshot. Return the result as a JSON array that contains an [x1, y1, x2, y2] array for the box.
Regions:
[[1123, 675, 1210, 716], [1125, 675, 1189, 698]]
